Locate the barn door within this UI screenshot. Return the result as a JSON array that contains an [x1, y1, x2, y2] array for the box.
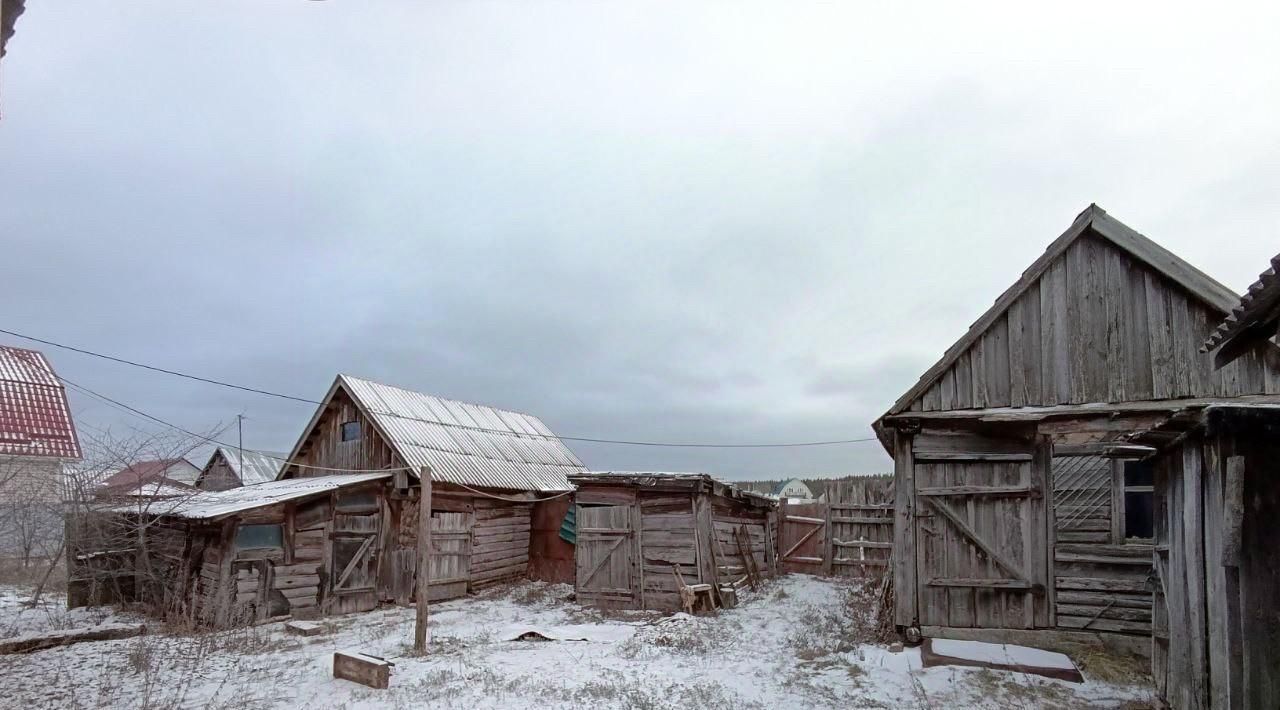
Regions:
[[912, 432, 1052, 629], [329, 490, 382, 614], [575, 505, 635, 608]]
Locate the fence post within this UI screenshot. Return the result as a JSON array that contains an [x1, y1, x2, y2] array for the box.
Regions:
[[822, 501, 833, 576]]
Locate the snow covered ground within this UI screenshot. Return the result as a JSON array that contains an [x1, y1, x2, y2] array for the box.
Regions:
[[0, 575, 1155, 709]]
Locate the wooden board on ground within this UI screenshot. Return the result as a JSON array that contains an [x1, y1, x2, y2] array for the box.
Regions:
[[921, 637, 1084, 683], [333, 650, 393, 689]]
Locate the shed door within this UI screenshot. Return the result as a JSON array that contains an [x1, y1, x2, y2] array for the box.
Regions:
[[329, 499, 382, 614], [913, 434, 1052, 629], [575, 505, 635, 607]]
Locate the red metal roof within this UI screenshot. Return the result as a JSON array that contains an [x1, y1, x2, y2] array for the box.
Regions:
[[101, 459, 198, 489], [0, 345, 82, 460]]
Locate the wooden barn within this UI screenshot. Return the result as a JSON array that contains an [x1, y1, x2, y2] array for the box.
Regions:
[[277, 374, 584, 609], [1127, 252, 1280, 709], [568, 472, 776, 612], [196, 447, 288, 491], [874, 205, 1280, 648]]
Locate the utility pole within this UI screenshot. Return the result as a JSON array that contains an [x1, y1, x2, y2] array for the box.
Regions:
[[414, 465, 433, 652], [236, 414, 244, 478]]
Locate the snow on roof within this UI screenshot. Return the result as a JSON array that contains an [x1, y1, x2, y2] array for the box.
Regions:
[[207, 447, 288, 486], [322, 375, 583, 492], [0, 345, 81, 460], [115, 480, 194, 498], [110, 471, 392, 520]]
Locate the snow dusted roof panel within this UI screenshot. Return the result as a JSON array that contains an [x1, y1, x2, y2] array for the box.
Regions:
[[0, 345, 81, 460], [112, 471, 393, 520], [339, 375, 583, 492], [212, 447, 288, 486]]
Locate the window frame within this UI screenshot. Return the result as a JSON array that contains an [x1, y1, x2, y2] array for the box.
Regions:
[[1111, 458, 1155, 544], [340, 420, 361, 443], [234, 523, 285, 551]]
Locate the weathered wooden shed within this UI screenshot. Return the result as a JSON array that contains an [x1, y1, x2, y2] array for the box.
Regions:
[[874, 205, 1280, 648], [196, 447, 288, 491], [1130, 404, 1280, 709], [568, 472, 777, 611], [278, 374, 584, 608]]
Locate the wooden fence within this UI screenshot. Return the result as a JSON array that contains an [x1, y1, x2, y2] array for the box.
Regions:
[[778, 476, 894, 577]]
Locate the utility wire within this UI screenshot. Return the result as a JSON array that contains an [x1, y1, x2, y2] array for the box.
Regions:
[[60, 375, 411, 473], [5, 327, 879, 448]]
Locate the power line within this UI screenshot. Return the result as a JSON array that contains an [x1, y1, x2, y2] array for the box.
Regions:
[[60, 376, 411, 473], [5, 327, 880, 449]]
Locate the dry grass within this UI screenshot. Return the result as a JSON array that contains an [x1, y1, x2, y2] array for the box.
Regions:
[[1073, 645, 1151, 685]]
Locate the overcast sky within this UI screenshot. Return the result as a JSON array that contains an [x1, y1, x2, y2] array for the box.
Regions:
[[2, 2, 1278, 479]]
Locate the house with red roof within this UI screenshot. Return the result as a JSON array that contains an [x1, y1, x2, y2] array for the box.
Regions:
[[97, 458, 200, 498], [0, 344, 82, 562]]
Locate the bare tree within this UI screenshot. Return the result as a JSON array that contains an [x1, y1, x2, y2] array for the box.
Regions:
[[61, 425, 225, 619]]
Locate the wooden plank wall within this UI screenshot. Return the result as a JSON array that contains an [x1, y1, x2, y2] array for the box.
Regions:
[[710, 497, 772, 588], [198, 454, 241, 491], [1155, 431, 1280, 710], [576, 504, 638, 609], [470, 499, 531, 589], [1051, 455, 1153, 635], [908, 234, 1280, 413], [288, 386, 401, 479], [638, 491, 699, 611]]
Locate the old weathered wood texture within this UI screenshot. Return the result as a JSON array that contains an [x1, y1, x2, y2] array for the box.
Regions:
[[333, 651, 392, 690], [574, 478, 773, 612], [1152, 417, 1280, 710], [896, 233, 1280, 415], [286, 386, 401, 479]]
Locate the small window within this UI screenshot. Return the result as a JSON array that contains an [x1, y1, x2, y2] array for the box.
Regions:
[[1122, 460, 1154, 540], [336, 491, 379, 513], [235, 523, 283, 550], [341, 421, 361, 442]]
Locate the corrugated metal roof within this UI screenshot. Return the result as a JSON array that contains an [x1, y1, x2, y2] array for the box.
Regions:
[[210, 447, 288, 486], [108, 471, 392, 520], [1202, 252, 1280, 362], [340, 375, 582, 492], [0, 345, 82, 459]]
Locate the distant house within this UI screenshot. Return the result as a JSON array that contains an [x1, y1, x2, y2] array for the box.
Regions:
[[196, 447, 287, 491], [0, 345, 82, 562], [773, 478, 815, 501], [98, 458, 201, 498]]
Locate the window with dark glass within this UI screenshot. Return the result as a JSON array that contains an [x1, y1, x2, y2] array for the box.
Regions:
[[235, 523, 283, 550], [341, 420, 361, 442], [1122, 460, 1154, 540]]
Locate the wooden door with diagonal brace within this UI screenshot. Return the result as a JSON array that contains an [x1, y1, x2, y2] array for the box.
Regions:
[[913, 433, 1052, 629], [576, 505, 636, 608]]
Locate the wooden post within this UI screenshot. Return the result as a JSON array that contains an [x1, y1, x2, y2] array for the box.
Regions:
[[822, 501, 834, 576], [414, 466, 432, 653]]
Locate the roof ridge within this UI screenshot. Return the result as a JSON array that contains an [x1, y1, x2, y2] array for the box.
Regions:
[[882, 205, 1242, 417], [337, 374, 546, 422]]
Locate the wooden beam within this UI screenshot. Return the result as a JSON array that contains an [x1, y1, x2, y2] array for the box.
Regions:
[[914, 453, 1033, 462], [917, 485, 1041, 498], [1222, 455, 1244, 567], [414, 466, 432, 653], [927, 578, 1034, 590]]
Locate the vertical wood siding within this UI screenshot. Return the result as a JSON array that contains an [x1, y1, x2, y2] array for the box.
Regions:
[[288, 387, 402, 478], [912, 235, 1280, 412]]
